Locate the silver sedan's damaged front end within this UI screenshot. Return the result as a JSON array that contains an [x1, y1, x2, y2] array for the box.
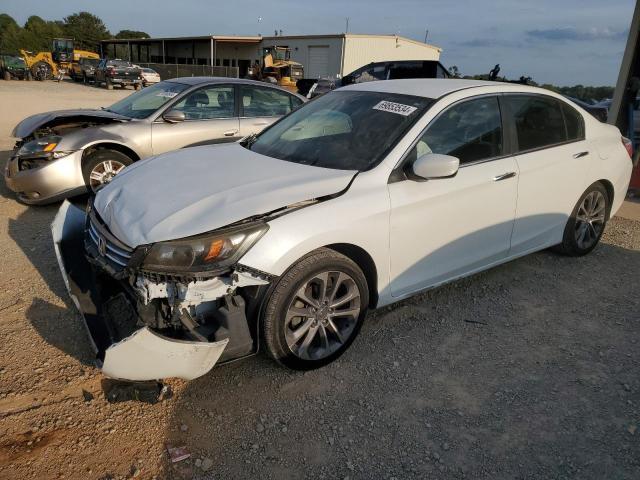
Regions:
[[52, 201, 271, 381]]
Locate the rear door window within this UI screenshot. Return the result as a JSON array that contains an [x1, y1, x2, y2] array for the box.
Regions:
[[240, 85, 294, 117], [505, 95, 568, 152]]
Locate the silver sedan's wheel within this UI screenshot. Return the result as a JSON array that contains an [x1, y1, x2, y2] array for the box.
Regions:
[[89, 159, 126, 191], [574, 190, 606, 250], [82, 149, 133, 194], [285, 271, 361, 361]]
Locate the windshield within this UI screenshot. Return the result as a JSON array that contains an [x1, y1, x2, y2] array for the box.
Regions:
[[107, 60, 131, 67], [5, 56, 26, 67], [247, 90, 432, 171], [106, 81, 189, 119]]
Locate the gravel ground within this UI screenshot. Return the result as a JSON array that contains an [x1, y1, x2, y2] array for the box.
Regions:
[[0, 80, 639, 480]]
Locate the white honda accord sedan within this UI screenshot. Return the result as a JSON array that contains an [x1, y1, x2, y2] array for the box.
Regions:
[[53, 79, 633, 381]]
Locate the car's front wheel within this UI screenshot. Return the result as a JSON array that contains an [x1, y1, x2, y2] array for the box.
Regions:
[[555, 182, 610, 256], [82, 149, 132, 193], [262, 248, 369, 370]]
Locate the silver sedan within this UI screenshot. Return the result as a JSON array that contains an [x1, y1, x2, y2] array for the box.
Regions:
[[4, 77, 305, 204]]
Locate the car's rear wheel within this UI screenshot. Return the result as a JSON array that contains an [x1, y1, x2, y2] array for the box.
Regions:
[[555, 182, 609, 256], [262, 248, 369, 370], [82, 150, 132, 193]]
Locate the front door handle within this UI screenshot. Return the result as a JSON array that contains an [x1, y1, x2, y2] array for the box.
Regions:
[[223, 129, 239, 137], [573, 151, 589, 159], [493, 172, 517, 181]]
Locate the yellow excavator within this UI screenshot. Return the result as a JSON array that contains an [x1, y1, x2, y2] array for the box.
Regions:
[[21, 38, 99, 80], [247, 46, 303, 92]]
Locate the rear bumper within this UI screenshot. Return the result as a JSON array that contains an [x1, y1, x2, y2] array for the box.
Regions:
[[110, 77, 141, 85], [4, 150, 86, 204], [51, 201, 229, 381]]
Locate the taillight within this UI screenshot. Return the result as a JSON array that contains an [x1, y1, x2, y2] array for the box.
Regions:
[[622, 136, 633, 158]]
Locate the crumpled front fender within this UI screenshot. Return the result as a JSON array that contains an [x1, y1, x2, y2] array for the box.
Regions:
[[51, 200, 228, 381]]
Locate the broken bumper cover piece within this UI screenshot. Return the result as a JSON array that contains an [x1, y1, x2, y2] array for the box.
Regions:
[[102, 327, 228, 381], [52, 200, 229, 381]]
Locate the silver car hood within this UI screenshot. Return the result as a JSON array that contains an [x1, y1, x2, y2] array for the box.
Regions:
[[94, 143, 357, 247], [12, 109, 130, 138]]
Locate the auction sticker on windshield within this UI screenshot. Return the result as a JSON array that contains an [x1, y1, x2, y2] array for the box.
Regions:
[[373, 100, 418, 116], [156, 92, 179, 98]]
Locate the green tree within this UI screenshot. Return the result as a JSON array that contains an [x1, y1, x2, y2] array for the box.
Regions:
[[63, 11, 110, 51], [0, 13, 18, 31], [114, 30, 150, 39], [24, 15, 64, 51], [0, 13, 22, 54]]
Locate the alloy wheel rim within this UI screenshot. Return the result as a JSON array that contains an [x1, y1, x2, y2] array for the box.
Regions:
[[285, 271, 361, 361], [575, 190, 606, 249], [89, 160, 126, 191]]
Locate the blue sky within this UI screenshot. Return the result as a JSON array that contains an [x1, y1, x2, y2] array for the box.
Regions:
[[1, 0, 635, 86]]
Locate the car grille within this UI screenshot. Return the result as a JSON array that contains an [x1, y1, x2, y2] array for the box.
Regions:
[[87, 212, 133, 268]]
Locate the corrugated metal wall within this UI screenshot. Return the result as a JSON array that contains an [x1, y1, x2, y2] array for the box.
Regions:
[[342, 36, 441, 76], [274, 37, 345, 79]]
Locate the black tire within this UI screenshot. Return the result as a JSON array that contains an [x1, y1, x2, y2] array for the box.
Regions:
[[106, 78, 113, 90], [31, 61, 52, 80], [554, 182, 610, 256], [82, 149, 133, 192], [83, 73, 87, 84], [262, 248, 369, 370]]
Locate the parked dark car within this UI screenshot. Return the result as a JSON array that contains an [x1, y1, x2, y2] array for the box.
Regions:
[[95, 59, 142, 90], [0, 54, 29, 81], [298, 60, 450, 98], [565, 96, 608, 122], [71, 57, 100, 83]]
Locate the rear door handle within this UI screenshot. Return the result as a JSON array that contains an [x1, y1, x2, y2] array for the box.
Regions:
[[223, 129, 239, 137], [573, 151, 589, 159], [493, 172, 517, 181]]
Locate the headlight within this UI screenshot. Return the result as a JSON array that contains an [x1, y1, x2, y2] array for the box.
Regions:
[[142, 222, 269, 273], [16, 136, 75, 169], [17, 136, 62, 156]]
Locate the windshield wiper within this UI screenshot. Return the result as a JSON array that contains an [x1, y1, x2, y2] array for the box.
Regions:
[[242, 133, 258, 150]]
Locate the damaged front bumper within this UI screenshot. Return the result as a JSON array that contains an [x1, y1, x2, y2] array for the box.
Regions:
[[51, 201, 269, 381], [5, 150, 86, 204]]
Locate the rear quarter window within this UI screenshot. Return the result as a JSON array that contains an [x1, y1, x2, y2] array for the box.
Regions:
[[561, 103, 585, 141]]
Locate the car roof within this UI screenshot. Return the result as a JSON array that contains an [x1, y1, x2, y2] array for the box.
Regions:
[[342, 78, 541, 99], [166, 77, 307, 99], [169, 76, 278, 87]]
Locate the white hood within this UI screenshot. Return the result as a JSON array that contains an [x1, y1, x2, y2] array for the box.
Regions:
[[94, 143, 356, 247]]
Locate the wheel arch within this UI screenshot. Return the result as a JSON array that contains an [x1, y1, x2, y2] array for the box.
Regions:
[[324, 243, 379, 309], [596, 179, 614, 218], [81, 142, 141, 164]]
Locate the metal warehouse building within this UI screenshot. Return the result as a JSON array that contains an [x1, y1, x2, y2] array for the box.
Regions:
[[100, 33, 441, 79]]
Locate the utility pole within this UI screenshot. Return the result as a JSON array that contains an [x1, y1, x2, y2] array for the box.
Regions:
[[345, 17, 349, 33], [424, 29, 429, 43]]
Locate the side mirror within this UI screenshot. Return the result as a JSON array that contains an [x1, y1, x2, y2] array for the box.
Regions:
[[412, 153, 459, 180], [162, 109, 186, 123]]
